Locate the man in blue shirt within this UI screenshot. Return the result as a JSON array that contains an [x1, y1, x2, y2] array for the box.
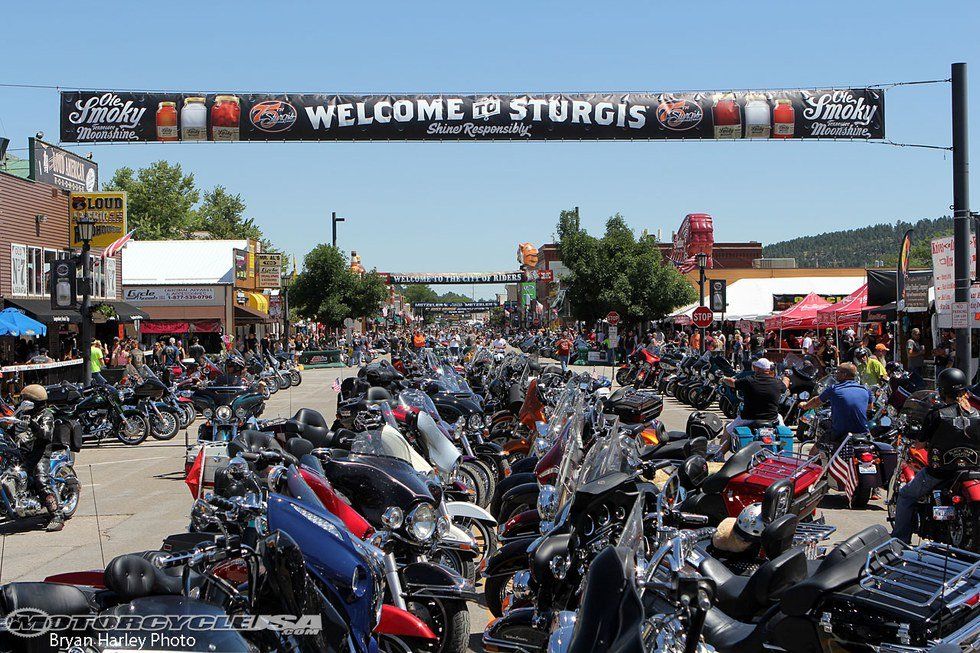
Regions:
[[799, 362, 872, 445]]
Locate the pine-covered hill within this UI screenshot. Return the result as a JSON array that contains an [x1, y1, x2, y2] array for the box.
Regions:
[[762, 217, 952, 268]]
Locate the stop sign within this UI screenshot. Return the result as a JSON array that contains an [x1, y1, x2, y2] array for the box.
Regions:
[[606, 311, 621, 325], [691, 306, 714, 328]]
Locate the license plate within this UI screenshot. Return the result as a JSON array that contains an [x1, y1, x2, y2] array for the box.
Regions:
[[758, 428, 774, 437], [858, 463, 877, 475], [933, 506, 956, 521]]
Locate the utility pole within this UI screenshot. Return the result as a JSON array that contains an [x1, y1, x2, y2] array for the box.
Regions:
[[331, 211, 346, 248], [952, 62, 972, 378]]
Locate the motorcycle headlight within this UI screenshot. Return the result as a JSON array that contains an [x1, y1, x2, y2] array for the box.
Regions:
[[537, 484, 557, 521], [467, 414, 481, 430], [216, 406, 233, 422], [407, 503, 437, 542], [203, 408, 214, 419], [382, 506, 404, 529], [235, 407, 247, 419]]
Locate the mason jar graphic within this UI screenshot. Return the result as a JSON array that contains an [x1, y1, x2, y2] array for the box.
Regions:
[[743, 94, 771, 138], [712, 94, 741, 139], [773, 99, 795, 138], [181, 97, 207, 141]]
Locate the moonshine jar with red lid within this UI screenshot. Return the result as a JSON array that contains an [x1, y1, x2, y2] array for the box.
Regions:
[[156, 102, 178, 141], [712, 94, 741, 139], [211, 95, 241, 141], [773, 99, 795, 138]]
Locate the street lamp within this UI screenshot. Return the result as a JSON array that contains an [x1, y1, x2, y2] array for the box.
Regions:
[[696, 252, 708, 352], [331, 212, 346, 248], [76, 215, 97, 384]]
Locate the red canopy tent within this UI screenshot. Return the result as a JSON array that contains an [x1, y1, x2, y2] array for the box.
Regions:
[[764, 292, 832, 330], [815, 284, 869, 329]]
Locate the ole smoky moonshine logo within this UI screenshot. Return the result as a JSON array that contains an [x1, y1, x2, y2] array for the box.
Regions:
[[249, 100, 298, 133], [801, 89, 880, 138], [655, 97, 703, 131]]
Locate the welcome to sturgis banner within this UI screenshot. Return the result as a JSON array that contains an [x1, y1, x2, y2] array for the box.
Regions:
[[60, 88, 884, 142]]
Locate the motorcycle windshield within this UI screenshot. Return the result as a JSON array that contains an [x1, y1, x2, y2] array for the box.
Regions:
[[577, 425, 640, 488], [553, 410, 586, 511], [617, 490, 646, 556], [399, 389, 453, 432]]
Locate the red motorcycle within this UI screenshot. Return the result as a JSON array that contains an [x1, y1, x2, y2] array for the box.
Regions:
[[615, 347, 659, 387], [678, 442, 828, 525], [887, 436, 980, 552]]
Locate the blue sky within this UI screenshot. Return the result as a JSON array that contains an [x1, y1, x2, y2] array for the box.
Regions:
[[1, 0, 977, 290]]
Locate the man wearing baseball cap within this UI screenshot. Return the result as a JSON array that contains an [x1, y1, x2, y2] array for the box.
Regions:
[[720, 357, 789, 455]]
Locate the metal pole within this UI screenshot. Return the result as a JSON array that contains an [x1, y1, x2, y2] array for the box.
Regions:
[[698, 262, 706, 352], [80, 242, 92, 384], [331, 211, 337, 248], [952, 62, 972, 378]]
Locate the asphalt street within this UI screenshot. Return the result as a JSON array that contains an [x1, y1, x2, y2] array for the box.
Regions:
[[2, 366, 888, 652]]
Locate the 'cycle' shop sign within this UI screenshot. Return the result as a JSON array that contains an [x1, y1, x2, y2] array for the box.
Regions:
[[60, 88, 884, 143]]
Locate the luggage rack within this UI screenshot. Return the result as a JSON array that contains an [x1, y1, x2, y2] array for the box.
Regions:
[[748, 448, 823, 483], [859, 539, 980, 610], [793, 520, 837, 559]]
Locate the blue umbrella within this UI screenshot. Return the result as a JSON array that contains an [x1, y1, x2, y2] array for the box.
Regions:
[[0, 308, 46, 337], [0, 315, 19, 337]]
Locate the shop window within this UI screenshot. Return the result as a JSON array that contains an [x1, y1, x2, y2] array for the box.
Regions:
[[27, 246, 44, 296]]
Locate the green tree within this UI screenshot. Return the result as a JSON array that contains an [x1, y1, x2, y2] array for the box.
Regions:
[[556, 209, 695, 323], [290, 245, 387, 326], [400, 284, 439, 305], [105, 161, 199, 239], [196, 185, 263, 240]]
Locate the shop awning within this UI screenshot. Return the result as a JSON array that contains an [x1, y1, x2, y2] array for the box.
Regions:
[[0, 308, 47, 336], [106, 300, 150, 323], [4, 298, 79, 324], [140, 319, 222, 334], [764, 292, 832, 330]]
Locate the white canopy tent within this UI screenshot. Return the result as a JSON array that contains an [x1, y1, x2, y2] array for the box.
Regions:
[[670, 276, 866, 323]]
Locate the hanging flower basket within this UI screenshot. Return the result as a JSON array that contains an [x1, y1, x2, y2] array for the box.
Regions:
[[91, 303, 117, 323]]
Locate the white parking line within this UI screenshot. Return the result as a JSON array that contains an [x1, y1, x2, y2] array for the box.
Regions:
[[84, 455, 172, 466]]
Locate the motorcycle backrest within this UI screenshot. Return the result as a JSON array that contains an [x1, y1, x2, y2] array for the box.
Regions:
[[679, 455, 709, 490], [763, 478, 794, 522], [760, 513, 799, 558]]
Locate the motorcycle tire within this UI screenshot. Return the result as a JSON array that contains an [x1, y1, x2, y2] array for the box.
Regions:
[[457, 462, 489, 508], [179, 403, 196, 429], [850, 485, 873, 510], [277, 374, 291, 391], [691, 388, 713, 411], [615, 367, 635, 387], [946, 504, 979, 552], [484, 572, 518, 618], [456, 516, 499, 565], [433, 548, 476, 585], [290, 369, 302, 387], [116, 411, 149, 446], [469, 459, 497, 510], [406, 598, 468, 653], [55, 465, 81, 519], [150, 409, 180, 441], [267, 380, 279, 395], [719, 396, 738, 420]]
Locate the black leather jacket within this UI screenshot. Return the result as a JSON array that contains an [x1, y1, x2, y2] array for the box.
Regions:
[[921, 402, 980, 477]]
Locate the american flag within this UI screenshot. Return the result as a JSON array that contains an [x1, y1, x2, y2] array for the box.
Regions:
[[102, 229, 136, 258], [331, 377, 341, 393], [825, 435, 857, 505], [676, 256, 698, 274]]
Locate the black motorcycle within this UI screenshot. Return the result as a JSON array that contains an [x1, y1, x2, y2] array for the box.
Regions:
[[46, 381, 150, 446]]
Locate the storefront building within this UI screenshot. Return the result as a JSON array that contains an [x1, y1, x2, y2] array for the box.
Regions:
[[123, 239, 273, 351], [0, 144, 144, 361]]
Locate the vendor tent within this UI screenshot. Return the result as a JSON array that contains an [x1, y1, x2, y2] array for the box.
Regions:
[[765, 293, 832, 330], [815, 284, 869, 329]]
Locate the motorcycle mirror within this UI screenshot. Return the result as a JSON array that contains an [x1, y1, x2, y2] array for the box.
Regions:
[[15, 400, 34, 414], [679, 455, 709, 490], [798, 391, 811, 401]]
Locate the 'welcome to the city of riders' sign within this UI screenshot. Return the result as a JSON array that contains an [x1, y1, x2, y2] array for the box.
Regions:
[[60, 89, 884, 143]]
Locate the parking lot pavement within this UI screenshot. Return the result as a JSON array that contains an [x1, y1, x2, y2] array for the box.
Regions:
[[4, 366, 887, 653]]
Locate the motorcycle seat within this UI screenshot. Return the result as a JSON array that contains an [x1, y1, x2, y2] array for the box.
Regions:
[[292, 408, 333, 447], [0, 581, 93, 616], [284, 437, 314, 459], [104, 553, 181, 600], [702, 443, 763, 493], [702, 607, 766, 652], [699, 548, 808, 620], [781, 525, 892, 617], [137, 551, 203, 595], [530, 533, 571, 583], [228, 430, 282, 458]]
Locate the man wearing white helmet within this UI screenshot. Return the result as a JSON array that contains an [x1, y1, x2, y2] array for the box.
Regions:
[[720, 357, 789, 455]]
